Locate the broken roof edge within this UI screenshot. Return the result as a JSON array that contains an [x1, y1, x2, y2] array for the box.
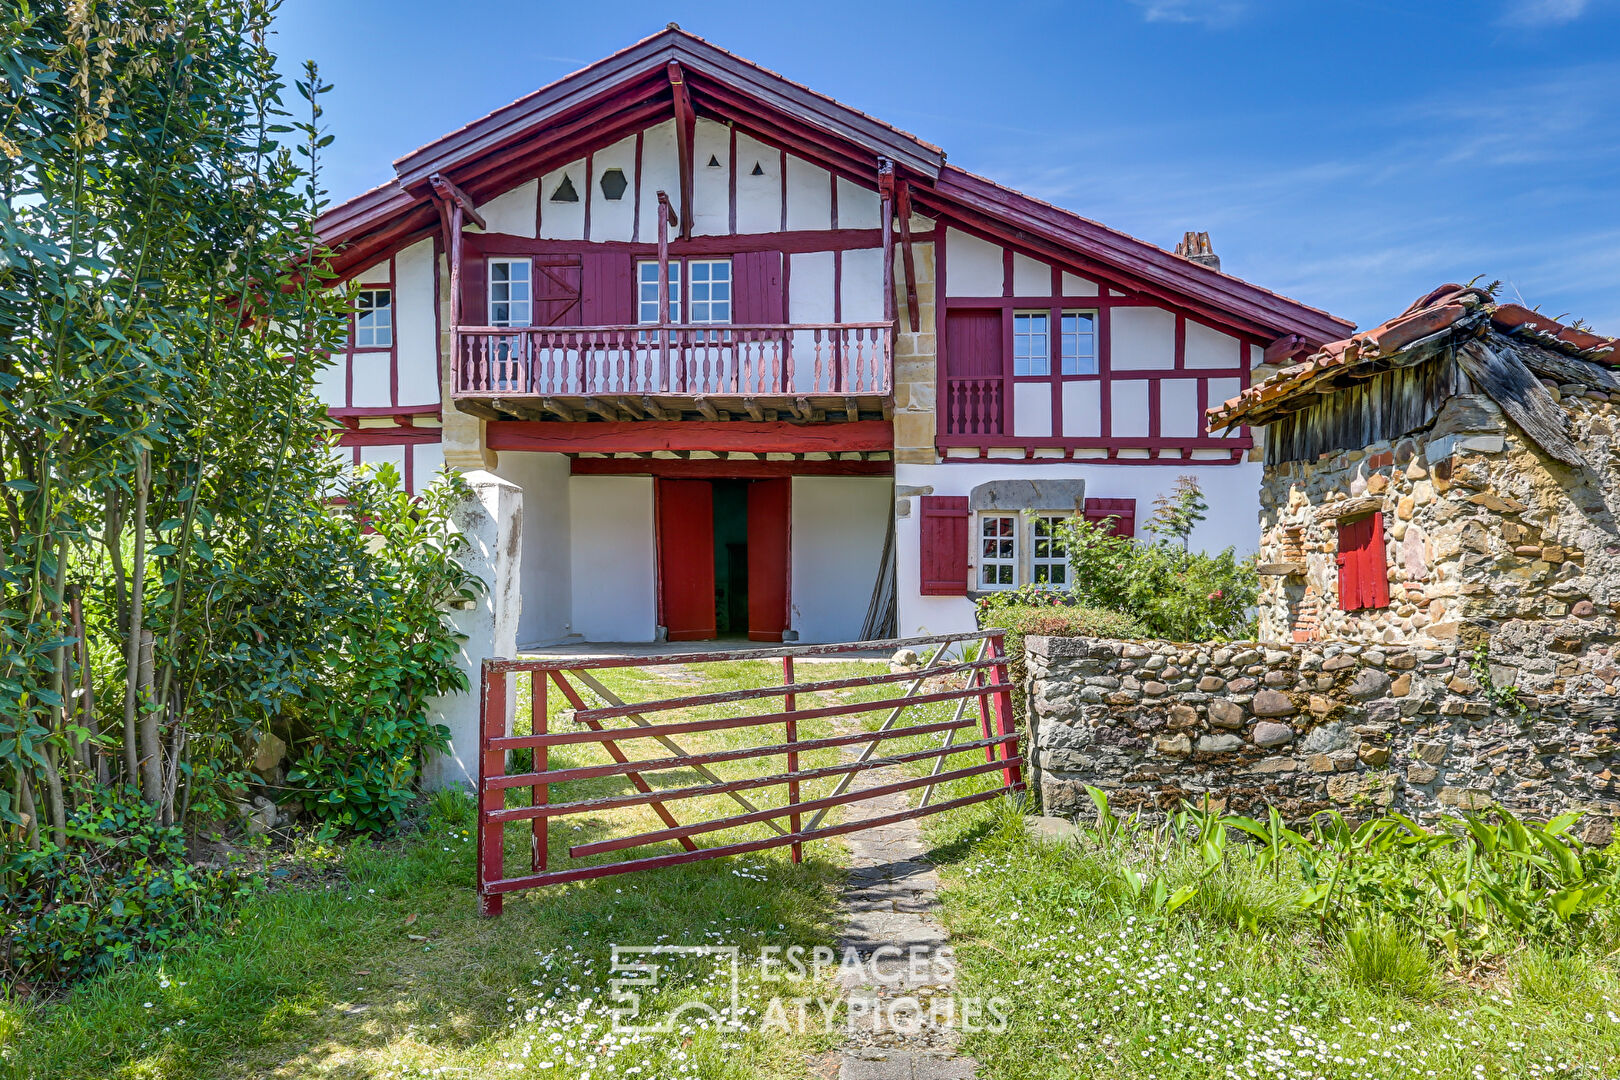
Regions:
[[1207, 284, 1620, 432]]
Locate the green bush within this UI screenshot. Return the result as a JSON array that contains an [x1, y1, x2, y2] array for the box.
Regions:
[[1, 792, 253, 987], [1060, 515, 1259, 641], [281, 466, 481, 833]]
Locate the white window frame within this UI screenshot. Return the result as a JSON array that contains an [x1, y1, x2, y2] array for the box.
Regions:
[[637, 260, 680, 324], [1031, 513, 1072, 589], [354, 288, 392, 348], [977, 513, 1019, 591], [1060, 310, 1098, 375], [1013, 310, 1050, 377], [488, 258, 532, 327], [686, 259, 731, 324]]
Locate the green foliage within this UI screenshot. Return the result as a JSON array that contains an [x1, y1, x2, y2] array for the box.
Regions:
[[1, 790, 253, 987], [1075, 787, 1620, 963], [1060, 510, 1259, 641], [283, 466, 481, 832], [1147, 474, 1208, 550], [1339, 919, 1440, 999]]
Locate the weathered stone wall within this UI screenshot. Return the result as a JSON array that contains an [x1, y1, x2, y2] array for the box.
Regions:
[[1257, 388, 1620, 646], [1027, 634, 1620, 844]]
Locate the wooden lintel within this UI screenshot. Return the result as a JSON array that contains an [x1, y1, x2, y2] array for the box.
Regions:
[[668, 61, 695, 241], [844, 396, 860, 423], [541, 397, 581, 422], [428, 173, 487, 231], [896, 180, 920, 333], [485, 420, 895, 455], [694, 396, 720, 421], [743, 397, 764, 422]]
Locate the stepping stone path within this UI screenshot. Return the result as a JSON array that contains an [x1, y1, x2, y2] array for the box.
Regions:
[[833, 758, 979, 1080]]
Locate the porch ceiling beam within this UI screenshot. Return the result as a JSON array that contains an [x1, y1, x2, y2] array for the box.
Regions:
[[669, 61, 696, 240], [486, 420, 894, 454], [541, 397, 581, 422], [428, 173, 487, 231]]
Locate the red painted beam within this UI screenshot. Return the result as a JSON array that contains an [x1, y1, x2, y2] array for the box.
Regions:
[[569, 456, 892, 478], [486, 420, 893, 454], [895, 180, 920, 333], [668, 61, 696, 240]]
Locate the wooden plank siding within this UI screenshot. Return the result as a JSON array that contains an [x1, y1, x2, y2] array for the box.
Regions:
[[1265, 355, 1472, 465]]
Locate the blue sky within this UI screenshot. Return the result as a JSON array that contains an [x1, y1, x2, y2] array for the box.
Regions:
[[272, 0, 1620, 334]]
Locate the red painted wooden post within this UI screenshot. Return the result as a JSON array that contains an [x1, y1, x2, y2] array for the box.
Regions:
[[656, 190, 672, 391], [986, 635, 1021, 789], [477, 664, 507, 917], [784, 656, 802, 864], [531, 670, 547, 873]]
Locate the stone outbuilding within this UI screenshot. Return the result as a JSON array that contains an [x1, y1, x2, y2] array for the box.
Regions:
[[1209, 284, 1620, 670]]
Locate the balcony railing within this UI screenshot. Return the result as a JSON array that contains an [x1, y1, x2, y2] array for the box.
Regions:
[[943, 376, 1004, 436], [453, 323, 892, 400]]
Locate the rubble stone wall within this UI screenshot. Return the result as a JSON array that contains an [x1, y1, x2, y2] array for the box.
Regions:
[[1257, 388, 1620, 647], [1026, 634, 1620, 844]]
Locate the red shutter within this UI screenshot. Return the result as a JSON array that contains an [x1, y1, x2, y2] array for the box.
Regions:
[[581, 252, 635, 326], [1084, 498, 1136, 538], [732, 251, 784, 325], [919, 496, 970, 596], [1363, 511, 1389, 609], [1336, 513, 1388, 611], [532, 256, 583, 326]]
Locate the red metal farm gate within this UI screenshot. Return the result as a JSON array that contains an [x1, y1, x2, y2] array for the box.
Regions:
[[474, 631, 1022, 915]]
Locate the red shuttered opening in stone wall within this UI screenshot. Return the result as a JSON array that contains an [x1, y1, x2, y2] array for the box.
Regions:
[[1336, 512, 1390, 612]]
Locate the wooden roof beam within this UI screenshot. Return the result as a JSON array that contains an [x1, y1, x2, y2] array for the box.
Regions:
[[669, 61, 696, 240], [895, 178, 920, 333], [428, 173, 487, 231]]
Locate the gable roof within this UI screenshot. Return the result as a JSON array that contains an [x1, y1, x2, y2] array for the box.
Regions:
[[1208, 283, 1619, 432], [316, 27, 1352, 345]]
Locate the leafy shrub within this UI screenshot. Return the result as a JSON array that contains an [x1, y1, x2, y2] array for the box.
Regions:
[[1060, 514, 1258, 641], [282, 466, 481, 832], [1, 792, 253, 987], [1066, 788, 1620, 965]]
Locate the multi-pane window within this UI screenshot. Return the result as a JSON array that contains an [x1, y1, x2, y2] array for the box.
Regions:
[[637, 260, 681, 324], [978, 514, 1018, 589], [354, 289, 392, 348], [1032, 515, 1070, 586], [687, 260, 731, 323], [488, 259, 532, 326], [1013, 311, 1050, 376], [1060, 311, 1097, 375]]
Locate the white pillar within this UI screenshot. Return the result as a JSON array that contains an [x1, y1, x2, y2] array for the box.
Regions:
[[424, 470, 522, 789]]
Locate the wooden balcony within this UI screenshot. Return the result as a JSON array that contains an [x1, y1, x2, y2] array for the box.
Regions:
[[452, 323, 893, 423]]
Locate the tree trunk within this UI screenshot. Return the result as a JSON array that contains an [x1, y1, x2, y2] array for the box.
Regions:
[[121, 450, 149, 792], [138, 628, 161, 807]]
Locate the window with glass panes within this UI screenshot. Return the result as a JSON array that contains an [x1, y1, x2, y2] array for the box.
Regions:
[[488, 259, 532, 326], [1060, 311, 1097, 375], [354, 289, 392, 347], [637, 260, 681, 323], [1013, 311, 1050, 376], [1032, 514, 1071, 587], [978, 514, 1018, 589], [687, 260, 730, 323]]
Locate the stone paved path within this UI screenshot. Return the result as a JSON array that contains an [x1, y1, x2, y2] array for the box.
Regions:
[[833, 757, 979, 1080]]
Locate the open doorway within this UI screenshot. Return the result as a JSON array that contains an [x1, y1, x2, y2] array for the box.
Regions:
[[656, 477, 790, 642], [713, 480, 749, 638]]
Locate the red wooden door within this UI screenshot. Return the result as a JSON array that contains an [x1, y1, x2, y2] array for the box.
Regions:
[[657, 479, 716, 641], [747, 479, 791, 642]]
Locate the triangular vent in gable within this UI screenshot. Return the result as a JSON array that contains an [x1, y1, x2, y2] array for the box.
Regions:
[[550, 175, 579, 203]]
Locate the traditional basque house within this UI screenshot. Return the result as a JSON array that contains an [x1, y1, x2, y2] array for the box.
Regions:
[[1210, 284, 1620, 675], [316, 27, 1349, 647]]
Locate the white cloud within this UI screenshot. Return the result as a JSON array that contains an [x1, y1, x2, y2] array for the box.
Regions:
[[1127, 0, 1251, 28], [1499, 0, 1590, 26]]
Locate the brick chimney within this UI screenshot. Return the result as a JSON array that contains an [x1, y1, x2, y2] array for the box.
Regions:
[[1175, 231, 1220, 272]]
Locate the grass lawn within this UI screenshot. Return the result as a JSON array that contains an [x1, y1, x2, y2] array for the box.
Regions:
[[0, 658, 915, 1080], [924, 800, 1620, 1080]]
